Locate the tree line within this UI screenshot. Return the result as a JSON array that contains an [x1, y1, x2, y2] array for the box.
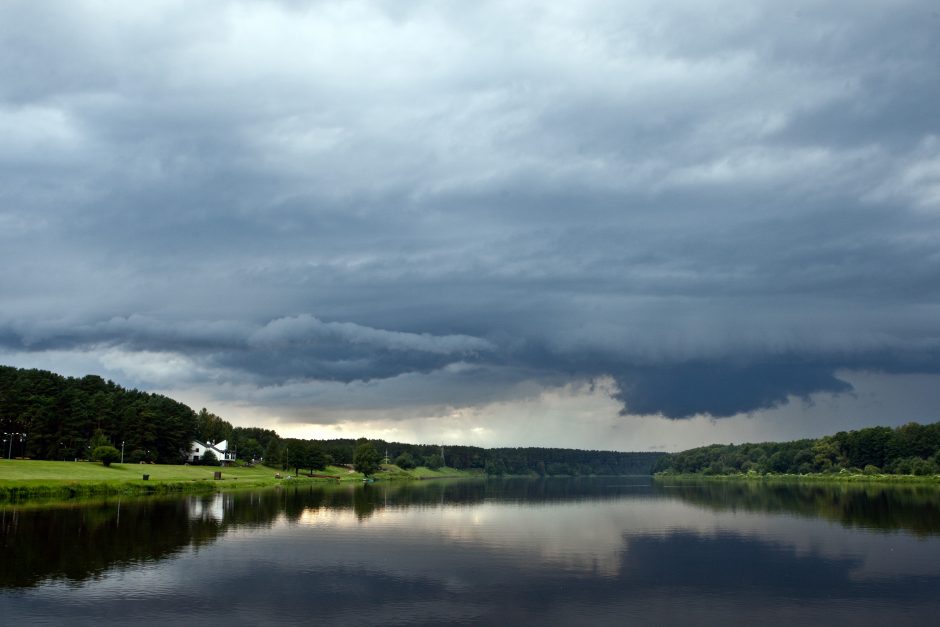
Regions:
[[652, 421, 940, 476], [1, 366, 195, 464], [7, 365, 938, 478], [0, 365, 662, 475], [264, 438, 663, 477]]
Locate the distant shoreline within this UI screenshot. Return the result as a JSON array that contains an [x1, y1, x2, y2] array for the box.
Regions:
[[653, 472, 940, 484]]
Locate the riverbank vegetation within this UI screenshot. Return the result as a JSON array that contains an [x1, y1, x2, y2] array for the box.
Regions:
[[652, 421, 940, 477]]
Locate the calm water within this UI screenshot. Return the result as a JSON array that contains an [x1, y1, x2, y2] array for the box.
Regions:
[[2, 478, 940, 625]]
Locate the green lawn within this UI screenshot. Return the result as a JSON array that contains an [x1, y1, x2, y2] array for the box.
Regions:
[[0, 459, 306, 501], [0, 459, 484, 502], [403, 465, 482, 479], [0, 459, 272, 482]]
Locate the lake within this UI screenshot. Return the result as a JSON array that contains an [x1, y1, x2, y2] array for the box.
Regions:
[[2, 477, 940, 625]]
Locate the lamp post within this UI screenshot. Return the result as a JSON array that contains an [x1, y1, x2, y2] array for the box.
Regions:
[[121, 440, 125, 464], [4, 432, 25, 459]]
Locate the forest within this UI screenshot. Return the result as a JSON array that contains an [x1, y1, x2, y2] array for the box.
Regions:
[[0, 366, 662, 475], [0, 366, 196, 464], [652, 421, 940, 476]]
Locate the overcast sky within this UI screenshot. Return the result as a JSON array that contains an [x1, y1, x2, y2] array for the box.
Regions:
[[2, 0, 939, 451]]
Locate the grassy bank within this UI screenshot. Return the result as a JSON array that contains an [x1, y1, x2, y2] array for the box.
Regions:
[[375, 464, 484, 480], [653, 471, 940, 485], [0, 459, 483, 501], [0, 459, 286, 501]]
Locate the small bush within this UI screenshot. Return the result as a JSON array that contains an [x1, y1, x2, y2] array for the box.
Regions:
[[92, 445, 121, 467], [127, 449, 148, 464], [894, 458, 914, 475], [394, 452, 416, 470], [911, 458, 935, 476]]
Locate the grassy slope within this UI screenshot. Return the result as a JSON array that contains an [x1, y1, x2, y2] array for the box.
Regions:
[[0, 459, 270, 482], [0, 459, 283, 500], [0, 460, 483, 501], [375, 464, 483, 480]]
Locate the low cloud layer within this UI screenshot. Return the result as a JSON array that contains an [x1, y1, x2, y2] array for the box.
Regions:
[[2, 1, 940, 438]]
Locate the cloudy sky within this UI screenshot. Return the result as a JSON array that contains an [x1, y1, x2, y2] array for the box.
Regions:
[[2, 0, 940, 451]]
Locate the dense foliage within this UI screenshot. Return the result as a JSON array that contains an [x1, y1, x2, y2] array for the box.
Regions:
[[353, 441, 381, 477], [652, 421, 940, 476], [0, 366, 196, 463]]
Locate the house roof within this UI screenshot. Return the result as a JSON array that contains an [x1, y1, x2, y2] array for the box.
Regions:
[[192, 439, 231, 455]]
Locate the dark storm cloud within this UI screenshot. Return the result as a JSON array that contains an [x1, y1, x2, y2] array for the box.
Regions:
[[2, 0, 940, 419], [614, 362, 854, 419]]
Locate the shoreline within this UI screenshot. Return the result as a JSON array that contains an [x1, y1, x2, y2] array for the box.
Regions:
[[1, 460, 656, 503], [0, 459, 486, 503], [653, 472, 940, 484]]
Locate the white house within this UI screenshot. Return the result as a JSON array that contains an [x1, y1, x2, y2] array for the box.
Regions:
[[190, 439, 236, 465]]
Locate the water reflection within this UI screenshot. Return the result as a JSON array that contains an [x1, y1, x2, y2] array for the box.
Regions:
[[655, 479, 940, 535], [2, 478, 940, 625], [0, 496, 221, 588]]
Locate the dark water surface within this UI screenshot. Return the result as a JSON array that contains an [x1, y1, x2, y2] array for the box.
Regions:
[[3, 478, 940, 625]]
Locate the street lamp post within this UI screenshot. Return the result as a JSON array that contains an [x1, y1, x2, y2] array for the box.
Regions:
[[4, 432, 25, 459], [121, 440, 125, 464]]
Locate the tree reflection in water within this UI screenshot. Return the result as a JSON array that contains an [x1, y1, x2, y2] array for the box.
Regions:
[[2, 477, 939, 590]]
